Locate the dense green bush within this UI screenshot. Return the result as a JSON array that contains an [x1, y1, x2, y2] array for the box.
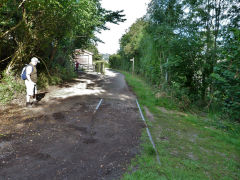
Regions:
[[0, 72, 25, 104], [37, 55, 76, 89], [211, 28, 240, 121], [109, 54, 122, 69]]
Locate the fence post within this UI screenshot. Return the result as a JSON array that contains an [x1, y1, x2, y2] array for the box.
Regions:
[[130, 58, 134, 74]]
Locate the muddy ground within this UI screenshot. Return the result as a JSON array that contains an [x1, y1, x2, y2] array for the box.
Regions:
[[0, 69, 145, 180]]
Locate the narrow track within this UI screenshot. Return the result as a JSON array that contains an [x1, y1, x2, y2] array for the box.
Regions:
[[0, 70, 145, 180]]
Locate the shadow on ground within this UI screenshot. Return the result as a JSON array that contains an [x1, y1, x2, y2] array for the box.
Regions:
[[0, 70, 144, 180]]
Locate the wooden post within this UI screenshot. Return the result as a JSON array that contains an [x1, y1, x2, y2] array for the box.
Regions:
[[133, 58, 134, 74], [88, 55, 89, 70], [165, 58, 168, 82], [103, 62, 105, 74], [130, 58, 134, 74]]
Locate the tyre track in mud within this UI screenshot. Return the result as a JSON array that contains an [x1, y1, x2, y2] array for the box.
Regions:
[[0, 70, 145, 180]]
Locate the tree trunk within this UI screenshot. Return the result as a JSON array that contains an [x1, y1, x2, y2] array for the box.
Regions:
[[202, 0, 211, 100], [50, 42, 58, 61], [6, 51, 18, 74]]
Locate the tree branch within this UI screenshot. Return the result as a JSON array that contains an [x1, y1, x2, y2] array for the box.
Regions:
[[33, 55, 51, 78], [18, 0, 27, 8], [0, 55, 13, 63], [0, 20, 23, 39]]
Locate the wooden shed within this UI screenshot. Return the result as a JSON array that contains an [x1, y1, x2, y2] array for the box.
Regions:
[[75, 49, 93, 70]]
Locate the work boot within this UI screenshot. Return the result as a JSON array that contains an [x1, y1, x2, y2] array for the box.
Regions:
[[26, 102, 32, 108]]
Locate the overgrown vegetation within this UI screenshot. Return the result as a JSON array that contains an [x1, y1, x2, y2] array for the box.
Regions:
[[0, 0, 125, 104], [109, 0, 240, 122], [0, 73, 25, 104], [121, 71, 240, 180]]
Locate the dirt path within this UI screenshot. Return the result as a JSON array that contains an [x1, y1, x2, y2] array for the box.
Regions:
[[0, 69, 144, 180]]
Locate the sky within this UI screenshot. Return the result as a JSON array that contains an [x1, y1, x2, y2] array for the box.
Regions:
[[96, 0, 151, 55]]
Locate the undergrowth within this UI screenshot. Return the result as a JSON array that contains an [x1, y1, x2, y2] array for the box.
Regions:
[[37, 63, 76, 89], [0, 61, 76, 104], [0, 72, 25, 104]]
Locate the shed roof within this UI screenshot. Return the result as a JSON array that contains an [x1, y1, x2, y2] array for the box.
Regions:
[[75, 49, 93, 55]]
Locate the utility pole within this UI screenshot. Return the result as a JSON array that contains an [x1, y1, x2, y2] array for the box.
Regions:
[[130, 58, 134, 74]]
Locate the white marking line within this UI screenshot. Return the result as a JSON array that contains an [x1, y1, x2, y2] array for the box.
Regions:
[[136, 99, 161, 165], [95, 98, 103, 112], [89, 98, 103, 135]]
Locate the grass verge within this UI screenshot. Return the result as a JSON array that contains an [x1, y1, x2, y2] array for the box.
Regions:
[[121, 71, 240, 180]]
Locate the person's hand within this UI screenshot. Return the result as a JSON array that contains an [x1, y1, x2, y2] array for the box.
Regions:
[[31, 81, 36, 85]]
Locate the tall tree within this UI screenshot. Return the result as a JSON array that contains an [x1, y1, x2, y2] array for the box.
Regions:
[[111, 0, 240, 120], [0, 0, 125, 73]]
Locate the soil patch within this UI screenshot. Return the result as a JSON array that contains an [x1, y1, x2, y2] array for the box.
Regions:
[[157, 106, 188, 117]]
